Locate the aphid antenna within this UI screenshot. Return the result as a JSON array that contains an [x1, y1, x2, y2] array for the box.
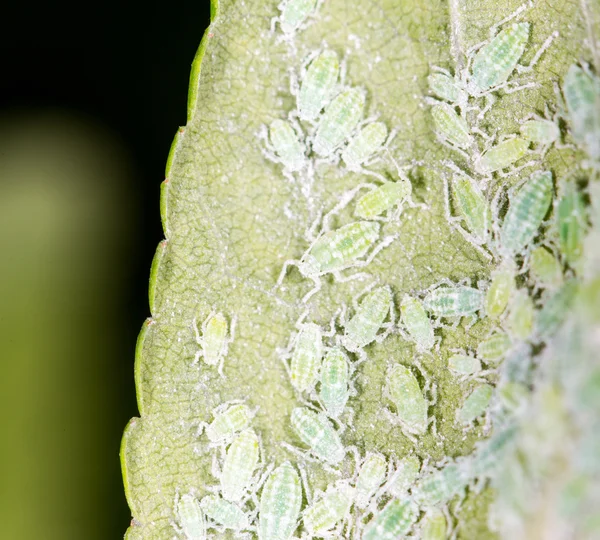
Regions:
[[516, 30, 559, 74]]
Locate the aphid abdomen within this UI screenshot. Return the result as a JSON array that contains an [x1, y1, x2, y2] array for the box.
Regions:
[[362, 498, 418, 540], [341, 121, 388, 169], [319, 347, 350, 418], [431, 103, 472, 148], [476, 137, 529, 174], [386, 455, 421, 498], [556, 181, 587, 270], [298, 50, 340, 122], [176, 494, 206, 540], [202, 312, 229, 366], [412, 463, 465, 506], [485, 265, 515, 319], [279, 0, 318, 35], [452, 174, 490, 242], [221, 429, 260, 501], [387, 364, 428, 434], [354, 181, 411, 219], [290, 407, 345, 464], [520, 119, 560, 145], [401, 295, 435, 351], [355, 453, 387, 508], [343, 286, 392, 350], [530, 246, 563, 288], [423, 286, 484, 317], [477, 332, 511, 364], [206, 404, 251, 443], [456, 383, 493, 424], [269, 119, 306, 172], [290, 323, 323, 392], [302, 483, 354, 534], [448, 354, 481, 376], [200, 495, 249, 531], [420, 507, 447, 540], [428, 71, 461, 103]]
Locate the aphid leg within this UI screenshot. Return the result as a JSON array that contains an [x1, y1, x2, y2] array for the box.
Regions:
[[298, 462, 313, 504], [516, 31, 559, 74], [496, 159, 537, 179], [332, 269, 371, 286], [489, 1, 532, 37], [274, 258, 302, 292], [321, 182, 377, 230], [196, 421, 209, 437], [191, 319, 204, 365], [301, 275, 322, 303], [463, 313, 478, 332], [210, 450, 222, 479], [280, 442, 342, 475]]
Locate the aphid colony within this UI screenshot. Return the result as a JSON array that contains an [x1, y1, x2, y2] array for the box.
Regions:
[[169, 4, 596, 539]]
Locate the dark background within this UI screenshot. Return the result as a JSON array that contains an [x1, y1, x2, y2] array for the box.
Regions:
[[0, 1, 211, 538]]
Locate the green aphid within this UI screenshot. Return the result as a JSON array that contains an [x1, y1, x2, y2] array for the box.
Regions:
[[205, 403, 252, 444], [387, 364, 428, 435], [485, 264, 515, 319], [469, 425, 518, 477], [354, 180, 412, 220], [451, 173, 490, 244], [448, 354, 482, 377], [290, 322, 323, 393], [556, 181, 587, 270], [477, 332, 511, 364], [176, 494, 206, 540], [457, 384, 493, 425], [290, 407, 345, 464], [423, 285, 484, 318], [355, 453, 387, 509], [387, 455, 421, 498], [268, 119, 307, 172], [319, 347, 350, 418], [428, 71, 461, 103], [298, 49, 340, 122], [507, 290, 535, 341], [200, 495, 249, 531], [529, 246, 563, 289], [475, 137, 530, 174], [412, 462, 466, 506], [342, 122, 388, 170], [220, 428, 259, 502], [362, 499, 418, 540], [401, 295, 435, 351], [431, 103, 472, 148], [420, 507, 447, 540], [277, 0, 318, 35], [535, 279, 579, 339], [302, 481, 354, 535], [520, 118, 560, 146]]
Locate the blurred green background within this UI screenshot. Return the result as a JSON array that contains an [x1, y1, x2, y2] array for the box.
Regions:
[[0, 2, 210, 538]]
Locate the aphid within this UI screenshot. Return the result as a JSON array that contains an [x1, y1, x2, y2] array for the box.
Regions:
[[428, 71, 462, 103], [268, 119, 307, 172], [420, 507, 447, 540], [297, 49, 340, 122], [499, 170, 553, 257], [290, 407, 345, 464], [312, 88, 365, 157], [353, 180, 412, 220], [221, 429, 259, 502], [289, 322, 323, 393], [520, 118, 560, 147], [535, 278, 579, 339], [193, 312, 233, 371], [354, 453, 387, 509], [423, 285, 484, 318], [448, 353, 482, 377], [469, 424, 517, 477], [506, 290, 534, 341], [475, 137, 530, 175], [401, 295, 435, 351], [276, 0, 318, 35], [412, 462, 466, 506], [362, 498, 418, 540], [205, 403, 252, 444], [477, 332, 511, 364], [176, 493, 206, 540], [387, 364, 428, 435], [386, 455, 421, 498], [556, 181, 587, 270], [342, 122, 389, 170], [449, 172, 491, 244], [200, 495, 249, 531], [259, 461, 302, 540], [485, 264, 515, 319], [529, 246, 563, 289], [456, 383, 493, 425], [431, 103, 472, 148], [341, 285, 393, 352], [319, 347, 350, 418], [302, 481, 354, 535]]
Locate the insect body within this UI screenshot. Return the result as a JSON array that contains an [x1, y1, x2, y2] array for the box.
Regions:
[[341, 286, 393, 352], [290, 407, 345, 464], [431, 103, 472, 148], [412, 462, 466, 506], [362, 498, 418, 540], [428, 71, 462, 103], [477, 332, 511, 364], [268, 119, 307, 173], [176, 494, 206, 540], [450, 172, 491, 244], [485, 265, 515, 320], [420, 507, 448, 540], [221, 429, 259, 502], [302, 481, 354, 535], [401, 295, 435, 351], [499, 170, 553, 257], [520, 118, 560, 146], [386, 455, 421, 498], [556, 181, 587, 270], [276, 0, 318, 35], [319, 347, 350, 418], [297, 49, 340, 122], [353, 180, 412, 220], [341, 122, 389, 170], [290, 323, 323, 393], [354, 453, 387, 509], [448, 354, 482, 378], [200, 495, 249, 531], [456, 384, 493, 425], [535, 278, 579, 339], [506, 290, 535, 340], [423, 285, 484, 318], [259, 461, 302, 540], [475, 137, 530, 175], [193, 312, 233, 371], [312, 88, 365, 157], [205, 403, 252, 444], [387, 364, 428, 435], [529, 246, 563, 289]]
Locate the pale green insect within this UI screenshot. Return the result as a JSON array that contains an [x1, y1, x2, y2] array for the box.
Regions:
[[353, 180, 412, 220], [355, 453, 387, 509], [423, 285, 484, 318], [535, 278, 579, 339], [176, 494, 206, 540], [205, 404, 251, 444], [401, 295, 435, 351], [475, 137, 530, 174], [457, 384, 493, 425], [342, 122, 388, 170], [290, 323, 323, 393], [319, 347, 350, 418], [477, 332, 511, 364], [200, 495, 249, 531], [362, 499, 418, 540], [302, 481, 354, 535], [529, 246, 563, 289], [469, 425, 517, 477], [412, 462, 466, 506], [450, 173, 491, 244], [387, 364, 428, 435], [420, 507, 447, 540], [431, 103, 472, 148], [470, 23, 530, 92], [268, 119, 306, 172], [259, 461, 302, 540], [341, 286, 392, 352], [448, 353, 482, 377], [506, 290, 535, 341], [290, 407, 345, 464], [276, 0, 318, 35], [428, 71, 461, 103], [520, 118, 560, 146], [297, 49, 340, 122], [221, 429, 259, 502], [485, 265, 515, 320], [193, 312, 232, 369], [556, 181, 587, 270], [387, 455, 421, 498], [500, 170, 553, 257], [312, 88, 365, 157]]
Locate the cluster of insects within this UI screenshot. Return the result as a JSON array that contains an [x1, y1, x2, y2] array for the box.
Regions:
[[168, 2, 598, 539]]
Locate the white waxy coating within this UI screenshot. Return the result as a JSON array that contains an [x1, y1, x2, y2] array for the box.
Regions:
[[457, 384, 493, 424], [355, 453, 387, 508], [200, 495, 249, 530], [401, 295, 435, 351], [298, 49, 340, 122], [206, 404, 251, 443], [259, 461, 302, 540], [290, 407, 345, 464], [341, 121, 388, 169], [342, 286, 392, 351], [387, 364, 428, 434], [290, 323, 323, 393], [221, 429, 259, 502], [269, 119, 306, 172], [431, 103, 472, 148], [199, 312, 229, 366], [500, 171, 553, 256], [312, 88, 365, 157], [387, 455, 421, 498], [319, 347, 350, 418], [176, 494, 206, 539], [423, 286, 484, 317], [475, 137, 529, 174], [354, 180, 412, 219], [420, 507, 447, 540], [448, 354, 482, 376], [451, 173, 490, 243], [520, 119, 560, 145], [362, 498, 418, 540], [279, 0, 318, 34], [302, 482, 354, 534]]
